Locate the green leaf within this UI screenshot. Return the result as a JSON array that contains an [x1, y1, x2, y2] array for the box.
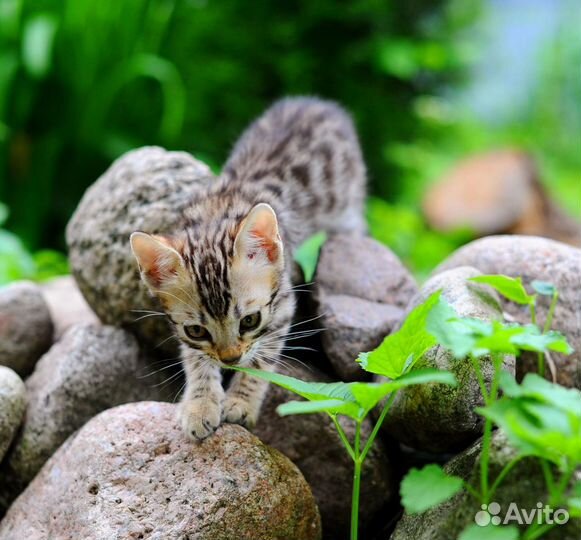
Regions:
[[0, 229, 36, 285], [349, 369, 457, 416], [479, 374, 581, 467], [293, 231, 326, 282], [358, 292, 443, 378], [400, 464, 464, 514], [531, 280, 557, 297], [277, 399, 352, 416], [470, 275, 535, 305], [568, 481, 581, 518], [459, 524, 520, 540], [232, 367, 362, 420], [430, 315, 573, 359], [22, 14, 58, 78], [510, 327, 573, 355]]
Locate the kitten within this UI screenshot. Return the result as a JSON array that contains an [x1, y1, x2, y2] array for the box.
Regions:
[[130, 97, 367, 440]]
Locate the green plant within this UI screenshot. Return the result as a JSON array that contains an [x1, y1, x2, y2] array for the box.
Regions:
[[0, 201, 67, 284], [400, 275, 577, 540], [236, 274, 576, 539], [233, 292, 458, 540]]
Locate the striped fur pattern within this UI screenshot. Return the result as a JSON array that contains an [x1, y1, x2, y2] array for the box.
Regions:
[[131, 97, 367, 440]]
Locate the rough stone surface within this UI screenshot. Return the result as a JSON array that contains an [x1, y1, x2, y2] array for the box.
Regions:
[[66, 146, 214, 354], [381, 267, 515, 453], [41, 275, 99, 340], [315, 235, 418, 307], [319, 294, 403, 381], [314, 235, 417, 381], [436, 236, 581, 388], [391, 431, 581, 540], [0, 402, 321, 540], [0, 324, 165, 510], [0, 281, 53, 376], [254, 363, 393, 540], [0, 366, 26, 463], [422, 149, 581, 245]]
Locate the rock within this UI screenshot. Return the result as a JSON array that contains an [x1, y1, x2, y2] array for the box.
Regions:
[[381, 267, 515, 453], [0, 281, 53, 376], [40, 276, 99, 340], [391, 431, 581, 540], [0, 402, 321, 540], [436, 236, 581, 388], [0, 324, 165, 510], [318, 294, 403, 381], [316, 235, 418, 307], [0, 367, 26, 462], [66, 146, 214, 354], [423, 150, 581, 245], [314, 235, 418, 381], [254, 363, 393, 540]]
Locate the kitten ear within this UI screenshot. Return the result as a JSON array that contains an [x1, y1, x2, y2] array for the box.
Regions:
[[130, 232, 184, 289], [234, 203, 283, 265]]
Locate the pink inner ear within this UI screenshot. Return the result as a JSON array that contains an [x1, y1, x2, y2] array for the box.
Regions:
[[145, 263, 178, 288], [249, 231, 279, 263]]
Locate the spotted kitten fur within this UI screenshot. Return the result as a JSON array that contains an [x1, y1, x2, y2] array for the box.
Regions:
[[131, 97, 367, 440]]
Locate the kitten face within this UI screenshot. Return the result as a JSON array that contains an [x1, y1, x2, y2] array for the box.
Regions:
[[130, 204, 293, 367]]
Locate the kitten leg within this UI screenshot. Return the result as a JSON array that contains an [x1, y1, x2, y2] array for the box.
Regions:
[[223, 359, 275, 429], [179, 350, 224, 440]]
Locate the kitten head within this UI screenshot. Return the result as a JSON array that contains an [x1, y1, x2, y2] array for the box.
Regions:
[[130, 203, 293, 366]]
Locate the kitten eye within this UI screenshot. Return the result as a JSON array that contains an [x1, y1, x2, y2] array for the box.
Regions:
[[184, 324, 210, 341], [240, 312, 261, 332]]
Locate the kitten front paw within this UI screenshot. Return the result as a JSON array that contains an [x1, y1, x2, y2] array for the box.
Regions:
[[222, 397, 258, 429], [180, 399, 222, 440]]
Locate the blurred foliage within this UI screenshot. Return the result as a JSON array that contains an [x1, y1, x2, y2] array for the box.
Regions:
[[0, 0, 578, 285], [0, 201, 68, 285], [367, 196, 472, 280], [388, 2, 581, 218], [0, 0, 477, 256]]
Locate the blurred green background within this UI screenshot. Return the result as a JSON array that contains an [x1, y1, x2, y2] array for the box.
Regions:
[[0, 0, 579, 284]]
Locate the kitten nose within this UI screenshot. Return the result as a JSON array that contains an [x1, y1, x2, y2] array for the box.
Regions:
[[219, 346, 243, 365], [220, 354, 241, 365]]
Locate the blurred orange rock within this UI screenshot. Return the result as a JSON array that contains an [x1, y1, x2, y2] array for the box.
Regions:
[[423, 150, 580, 246]]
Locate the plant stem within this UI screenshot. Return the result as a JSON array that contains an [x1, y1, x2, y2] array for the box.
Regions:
[[463, 481, 481, 501], [543, 291, 559, 334], [530, 302, 537, 326], [537, 352, 545, 378], [331, 415, 356, 461], [481, 354, 503, 502], [350, 421, 362, 540], [540, 459, 555, 494], [470, 354, 489, 403], [481, 418, 493, 502], [522, 466, 574, 540], [488, 456, 523, 499], [360, 391, 397, 462]]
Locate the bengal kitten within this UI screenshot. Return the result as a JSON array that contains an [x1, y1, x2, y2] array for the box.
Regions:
[[130, 97, 367, 440]]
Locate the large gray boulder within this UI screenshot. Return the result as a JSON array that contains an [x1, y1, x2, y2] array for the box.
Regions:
[[0, 402, 322, 540], [0, 324, 165, 510], [0, 366, 25, 462], [66, 146, 213, 354], [381, 267, 515, 452], [391, 431, 581, 540], [254, 363, 394, 540], [436, 235, 581, 388], [314, 235, 418, 381], [0, 281, 53, 376]]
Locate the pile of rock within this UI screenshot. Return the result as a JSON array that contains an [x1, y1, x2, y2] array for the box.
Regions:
[[1, 146, 579, 539]]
